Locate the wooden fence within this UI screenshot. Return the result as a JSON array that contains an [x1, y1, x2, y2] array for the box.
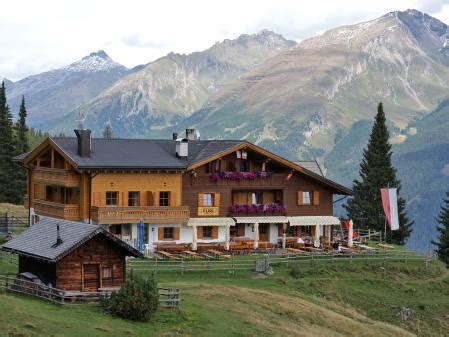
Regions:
[[0, 275, 179, 308], [127, 249, 432, 274]]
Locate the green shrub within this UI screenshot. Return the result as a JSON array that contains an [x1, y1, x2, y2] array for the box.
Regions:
[[290, 265, 301, 279], [100, 271, 159, 321]]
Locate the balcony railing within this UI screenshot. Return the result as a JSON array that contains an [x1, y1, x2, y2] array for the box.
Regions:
[[90, 206, 190, 224], [32, 168, 80, 187], [189, 173, 288, 187], [34, 199, 80, 221]]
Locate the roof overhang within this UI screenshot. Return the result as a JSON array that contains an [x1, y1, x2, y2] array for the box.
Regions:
[[287, 216, 341, 226], [187, 218, 235, 226], [233, 216, 288, 223]]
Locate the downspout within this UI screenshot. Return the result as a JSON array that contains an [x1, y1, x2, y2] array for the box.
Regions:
[[28, 167, 31, 226]]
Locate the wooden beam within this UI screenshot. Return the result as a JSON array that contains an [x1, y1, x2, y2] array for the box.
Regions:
[[51, 148, 55, 168]]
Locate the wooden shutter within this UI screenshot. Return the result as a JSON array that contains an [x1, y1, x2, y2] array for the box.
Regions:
[[237, 224, 245, 237], [197, 226, 203, 239], [278, 224, 283, 236], [213, 193, 220, 207], [147, 191, 154, 206], [198, 193, 204, 207], [173, 227, 180, 240], [297, 191, 303, 205], [313, 191, 320, 205], [158, 227, 164, 240], [212, 226, 218, 239]]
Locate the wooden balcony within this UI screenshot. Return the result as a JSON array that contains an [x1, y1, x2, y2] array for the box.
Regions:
[[189, 173, 288, 187], [34, 199, 80, 221], [32, 168, 80, 187], [91, 206, 190, 224]]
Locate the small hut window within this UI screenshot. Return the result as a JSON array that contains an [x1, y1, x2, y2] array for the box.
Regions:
[[106, 191, 118, 206], [102, 266, 112, 279]]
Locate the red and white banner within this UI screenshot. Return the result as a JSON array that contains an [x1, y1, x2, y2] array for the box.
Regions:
[[380, 188, 399, 230]]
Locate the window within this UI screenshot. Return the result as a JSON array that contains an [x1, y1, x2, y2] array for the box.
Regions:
[[251, 192, 263, 204], [202, 226, 212, 238], [102, 267, 112, 279], [128, 191, 140, 206], [159, 191, 170, 206], [106, 191, 118, 206], [203, 193, 214, 207], [164, 227, 174, 239], [303, 192, 311, 205], [240, 160, 248, 172]]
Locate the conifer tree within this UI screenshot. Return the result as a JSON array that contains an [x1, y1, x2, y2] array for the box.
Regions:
[[432, 192, 449, 265], [103, 122, 113, 139], [12, 96, 29, 203], [0, 82, 16, 203], [344, 103, 413, 244]]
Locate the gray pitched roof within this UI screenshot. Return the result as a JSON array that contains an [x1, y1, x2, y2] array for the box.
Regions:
[[51, 137, 243, 169], [295, 161, 324, 177], [1, 217, 142, 262]]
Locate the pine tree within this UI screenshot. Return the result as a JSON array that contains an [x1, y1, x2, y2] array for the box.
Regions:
[[103, 122, 113, 139], [0, 82, 16, 203], [11, 96, 29, 203], [432, 192, 449, 265], [343, 103, 413, 244]]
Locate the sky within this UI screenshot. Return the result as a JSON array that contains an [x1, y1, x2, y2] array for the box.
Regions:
[[2, 0, 449, 81]]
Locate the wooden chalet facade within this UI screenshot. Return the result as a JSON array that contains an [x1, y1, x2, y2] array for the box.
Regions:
[[1, 217, 142, 292], [16, 128, 352, 252]]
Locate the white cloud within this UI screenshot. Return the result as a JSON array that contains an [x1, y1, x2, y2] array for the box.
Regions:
[[1, 0, 449, 80]]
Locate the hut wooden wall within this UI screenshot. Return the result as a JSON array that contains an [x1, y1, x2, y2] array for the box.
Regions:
[[55, 235, 126, 292]]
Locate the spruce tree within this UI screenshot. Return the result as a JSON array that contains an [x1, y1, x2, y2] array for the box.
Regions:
[[343, 103, 413, 244], [0, 82, 16, 203], [432, 192, 449, 265], [12, 96, 29, 203], [103, 122, 113, 139]]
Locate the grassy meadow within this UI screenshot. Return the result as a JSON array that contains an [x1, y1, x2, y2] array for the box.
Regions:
[[0, 245, 448, 337]]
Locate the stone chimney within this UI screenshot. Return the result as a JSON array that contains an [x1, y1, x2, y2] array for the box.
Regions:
[[52, 224, 64, 248], [74, 129, 91, 157], [172, 132, 178, 140]]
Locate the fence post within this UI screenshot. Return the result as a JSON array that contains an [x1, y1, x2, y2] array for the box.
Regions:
[[231, 253, 235, 275], [180, 257, 184, 275], [155, 255, 158, 274], [286, 252, 290, 268]]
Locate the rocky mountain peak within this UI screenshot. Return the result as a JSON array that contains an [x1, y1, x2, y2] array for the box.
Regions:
[[64, 50, 126, 73]]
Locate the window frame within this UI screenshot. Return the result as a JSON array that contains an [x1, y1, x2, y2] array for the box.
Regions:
[[102, 266, 112, 279], [203, 193, 214, 207], [159, 191, 170, 206], [128, 191, 140, 207], [202, 226, 213, 239], [302, 191, 312, 205], [105, 191, 118, 206], [163, 227, 174, 240]]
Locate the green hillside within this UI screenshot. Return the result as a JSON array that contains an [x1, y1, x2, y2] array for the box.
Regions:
[[0, 250, 448, 336]]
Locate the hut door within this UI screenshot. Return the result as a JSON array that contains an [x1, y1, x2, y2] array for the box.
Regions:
[[259, 224, 269, 242], [83, 264, 99, 292]]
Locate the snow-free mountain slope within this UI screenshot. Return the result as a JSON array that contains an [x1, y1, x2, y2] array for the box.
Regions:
[[51, 30, 296, 136]]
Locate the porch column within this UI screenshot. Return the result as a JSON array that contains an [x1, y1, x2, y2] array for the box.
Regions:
[[253, 222, 259, 249], [348, 220, 354, 248], [282, 223, 287, 249], [314, 224, 321, 248], [224, 225, 230, 251], [192, 225, 198, 251]]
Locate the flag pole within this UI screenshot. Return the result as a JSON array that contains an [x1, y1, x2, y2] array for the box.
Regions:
[[384, 183, 389, 243]]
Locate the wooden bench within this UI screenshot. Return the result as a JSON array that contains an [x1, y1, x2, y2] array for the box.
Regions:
[[157, 251, 180, 260], [183, 250, 204, 259], [287, 248, 308, 255]]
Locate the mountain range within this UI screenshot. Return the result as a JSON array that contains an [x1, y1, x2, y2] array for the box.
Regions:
[[4, 9, 449, 252]]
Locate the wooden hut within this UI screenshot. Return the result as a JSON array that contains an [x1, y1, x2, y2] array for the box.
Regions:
[[1, 217, 142, 292]]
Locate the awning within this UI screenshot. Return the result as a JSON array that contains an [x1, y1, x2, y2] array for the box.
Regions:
[[187, 218, 235, 226], [287, 216, 340, 226], [233, 216, 288, 224]]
